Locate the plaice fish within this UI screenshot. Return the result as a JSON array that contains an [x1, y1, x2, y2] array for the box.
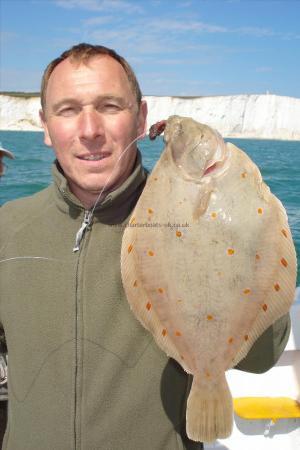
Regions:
[[121, 115, 297, 442]]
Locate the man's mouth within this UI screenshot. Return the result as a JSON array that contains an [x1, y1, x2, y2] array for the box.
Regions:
[[78, 153, 110, 161]]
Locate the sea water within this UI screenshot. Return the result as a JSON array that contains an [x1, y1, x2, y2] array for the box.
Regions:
[[0, 130, 299, 286]]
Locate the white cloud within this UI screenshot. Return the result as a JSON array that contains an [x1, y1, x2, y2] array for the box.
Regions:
[[236, 26, 300, 40], [0, 31, 19, 44], [82, 14, 291, 42], [135, 17, 300, 41], [138, 18, 228, 34], [82, 16, 117, 27], [236, 26, 276, 38], [86, 18, 247, 62], [55, 0, 144, 13], [89, 28, 139, 45], [177, 1, 194, 7], [256, 66, 273, 73], [281, 32, 300, 41]]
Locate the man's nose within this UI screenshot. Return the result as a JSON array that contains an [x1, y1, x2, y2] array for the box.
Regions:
[[78, 109, 103, 140]]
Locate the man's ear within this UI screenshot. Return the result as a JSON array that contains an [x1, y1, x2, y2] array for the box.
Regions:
[[39, 109, 52, 147], [137, 100, 148, 139]]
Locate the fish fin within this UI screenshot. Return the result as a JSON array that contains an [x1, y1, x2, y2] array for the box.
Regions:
[[231, 200, 297, 367], [186, 374, 233, 442]]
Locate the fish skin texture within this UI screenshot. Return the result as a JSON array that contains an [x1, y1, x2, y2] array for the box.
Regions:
[[121, 115, 297, 442]]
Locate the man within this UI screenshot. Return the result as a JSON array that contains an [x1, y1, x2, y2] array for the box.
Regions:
[[0, 147, 13, 446], [0, 148, 14, 178], [0, 43, 290, 450]]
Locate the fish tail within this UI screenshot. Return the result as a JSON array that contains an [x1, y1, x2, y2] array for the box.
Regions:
[[186, 374, 233, 442]]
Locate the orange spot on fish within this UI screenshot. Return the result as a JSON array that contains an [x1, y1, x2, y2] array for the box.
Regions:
[[176, 230, 182, 237], [274, 283, 280, 291], [148, 208, 153, 214], [130, 217, 136, 224], [243, 289, 251, 295], [175, 331, 182, 337], [146, 302, 152, 311], [211, 212, 217, 219], [227, 248, 235, 255], [281, 257, 288, 267], [158, 288, 164, 294], [177, 299, 182, 303], [162, 329, 167, 336], [133, 280, 138, 287], [244, 335, 249, 341], [180, 355, 185, 360], [258, 208, 263, 214], [204, 369, 211, 378], [128, 244, 133, 253], [228, 337, 234, 344], [241, 171, 247, 178], [262, 304, 268, 312], [281, 229, 288, 238], [207, 315, 214, 321], [148, 250, 154, 256], [154, 177, 158, 181]]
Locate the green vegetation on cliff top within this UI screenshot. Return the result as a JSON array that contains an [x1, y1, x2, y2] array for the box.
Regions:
[[0, 91, 40, 98], [0, 91, 205, 99]]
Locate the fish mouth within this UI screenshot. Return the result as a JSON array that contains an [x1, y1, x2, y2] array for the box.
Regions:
[[202, 129, 230, 177], [203, 145, 231, 179], [204, 161, 218, 175]]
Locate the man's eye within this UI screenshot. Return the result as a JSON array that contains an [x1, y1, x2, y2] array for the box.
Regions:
[[58, 107, 77, 116], [102, 103, 121, 112]]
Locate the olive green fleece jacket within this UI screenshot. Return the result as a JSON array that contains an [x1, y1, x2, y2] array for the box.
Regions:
[[0, 151, 290, 450]]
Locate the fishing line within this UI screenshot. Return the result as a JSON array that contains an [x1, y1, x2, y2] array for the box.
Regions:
[[72, 131, 146, 252], [89, 132, 146, 220]]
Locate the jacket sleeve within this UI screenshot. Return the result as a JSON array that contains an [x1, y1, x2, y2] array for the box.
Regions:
[[234, 313, 291, 374], [0, 326, 6, 354]]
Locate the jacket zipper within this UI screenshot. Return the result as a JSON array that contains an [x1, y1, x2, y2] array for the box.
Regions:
[[73, 210, 93, 252], [74, 209, 93, 449]]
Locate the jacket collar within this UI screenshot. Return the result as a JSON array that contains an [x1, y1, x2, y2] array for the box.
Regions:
[[52, 150, 148, 224]]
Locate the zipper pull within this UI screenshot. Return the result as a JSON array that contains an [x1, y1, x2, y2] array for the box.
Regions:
[[73, 210, 93, 253]]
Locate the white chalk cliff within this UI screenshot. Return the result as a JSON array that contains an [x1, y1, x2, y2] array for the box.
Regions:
[[1, 93, 300, 140]]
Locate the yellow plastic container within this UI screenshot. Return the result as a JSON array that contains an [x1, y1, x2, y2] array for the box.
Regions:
[[234, 397, 300, 422]]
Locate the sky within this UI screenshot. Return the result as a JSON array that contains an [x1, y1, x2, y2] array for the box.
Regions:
[[1, 0, 300, 97]]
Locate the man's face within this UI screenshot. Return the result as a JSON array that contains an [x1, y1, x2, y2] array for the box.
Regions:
[[40, 55, 147, 208]]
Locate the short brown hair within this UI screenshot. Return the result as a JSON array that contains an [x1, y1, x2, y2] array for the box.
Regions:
[[40, 43, 142, 111]]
